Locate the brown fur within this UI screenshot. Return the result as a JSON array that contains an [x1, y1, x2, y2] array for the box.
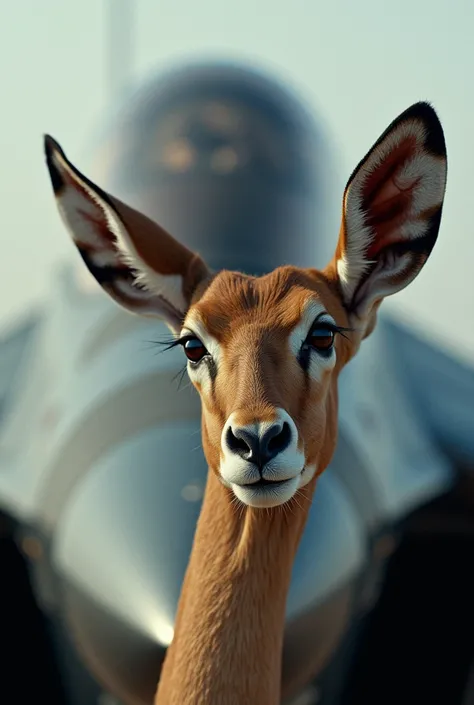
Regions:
[[192, 267, 352, 478], [155, 268, 354, 704], [156, 471, 319, 705]]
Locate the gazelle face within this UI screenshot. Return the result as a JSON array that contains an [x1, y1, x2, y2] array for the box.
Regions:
[[179, 268, 351, 507], [44, 101, 447, 510]]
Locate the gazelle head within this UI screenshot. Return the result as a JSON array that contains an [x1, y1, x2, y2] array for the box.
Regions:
[[44, 102, 447, 510]]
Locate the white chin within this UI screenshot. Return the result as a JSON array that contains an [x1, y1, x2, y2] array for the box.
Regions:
[[231, 477, 300, 508]]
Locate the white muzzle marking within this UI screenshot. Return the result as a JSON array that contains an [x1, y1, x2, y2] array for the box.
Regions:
[[220, 408, 316, 508]]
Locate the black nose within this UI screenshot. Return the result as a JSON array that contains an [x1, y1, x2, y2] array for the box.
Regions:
[[225, 422, 292, 466]]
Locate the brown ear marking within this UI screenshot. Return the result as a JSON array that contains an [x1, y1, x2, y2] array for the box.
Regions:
[[105, 193, 207, 281], [45, 134, 209, 282], [185, 254, 213, 304], [44, 134, 213, 329], [332, 101, 447, 319], [348, 218, 439, 315], [345, 102, 447, 194]]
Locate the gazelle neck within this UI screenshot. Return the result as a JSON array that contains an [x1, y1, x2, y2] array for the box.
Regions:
[[154, 470, 314, 705]]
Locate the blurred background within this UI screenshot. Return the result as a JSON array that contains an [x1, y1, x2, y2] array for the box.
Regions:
[[0, 2, 473, 705], [1, 0, 473, 362]]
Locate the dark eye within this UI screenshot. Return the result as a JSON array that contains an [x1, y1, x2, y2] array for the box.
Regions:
[[183, 337, 208, 363], [308, 326, 335, 352]]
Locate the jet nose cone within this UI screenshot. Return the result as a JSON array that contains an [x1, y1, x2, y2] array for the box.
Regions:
[[52, 423, 206, 704]]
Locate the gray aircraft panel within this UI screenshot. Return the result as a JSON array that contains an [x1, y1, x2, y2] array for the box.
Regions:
[[390, 317, 474, 464], [336, 316, 455, 525]]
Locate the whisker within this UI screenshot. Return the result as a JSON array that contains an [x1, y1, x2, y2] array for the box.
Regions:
[[292, 494, 304, 513], [178, 379, 193, 392], [172, 366, 188, 390]]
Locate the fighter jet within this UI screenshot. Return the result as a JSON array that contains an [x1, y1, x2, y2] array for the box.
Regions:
[[1, 60, 473, 705]]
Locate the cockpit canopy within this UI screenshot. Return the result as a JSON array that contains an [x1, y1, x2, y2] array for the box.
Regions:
[[86, 60, 336, 273]]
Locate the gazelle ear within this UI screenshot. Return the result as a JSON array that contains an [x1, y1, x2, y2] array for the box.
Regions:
[[44, 135, 210, 332], [329, 102, 447, 333]]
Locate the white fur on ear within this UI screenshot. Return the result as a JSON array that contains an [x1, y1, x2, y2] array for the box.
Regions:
[[45, 135, 196, 329], [83, 183, 189, 315], [335, 102, 447, 317]]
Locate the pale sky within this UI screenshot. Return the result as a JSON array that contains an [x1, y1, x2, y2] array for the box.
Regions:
[[1, 0, 473, 364]]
